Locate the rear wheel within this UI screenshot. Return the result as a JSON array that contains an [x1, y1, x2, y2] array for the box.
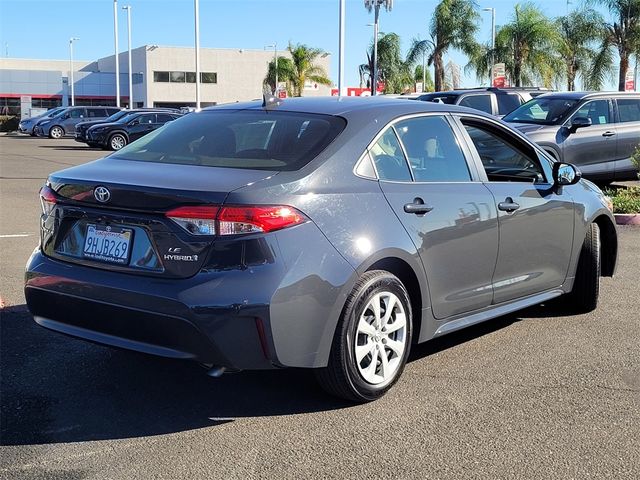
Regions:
[[315, 270, 412, 402], [564, 222, 600, 313], [49, 126, 64, 139], [109, 133, 127, 151]]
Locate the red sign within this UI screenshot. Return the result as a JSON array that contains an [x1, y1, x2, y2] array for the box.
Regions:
[[278, 90, 287, 99], [331, 87, 373, 97]]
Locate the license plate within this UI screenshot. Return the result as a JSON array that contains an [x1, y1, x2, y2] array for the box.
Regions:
[[83, 224, 133, 265]]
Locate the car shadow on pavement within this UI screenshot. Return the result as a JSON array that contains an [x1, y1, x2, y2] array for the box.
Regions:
[[1, 303, 521, 446], [38, 145, 103, 151]]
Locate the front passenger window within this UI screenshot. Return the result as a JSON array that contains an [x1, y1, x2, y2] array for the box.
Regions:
[[570, 100, 610, 125], [463, 124, 546, 183]]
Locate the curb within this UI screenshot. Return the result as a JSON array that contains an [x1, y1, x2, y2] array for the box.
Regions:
[[615, 214, 640, 226]]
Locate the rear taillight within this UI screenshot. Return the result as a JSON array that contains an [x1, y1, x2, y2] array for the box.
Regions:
[[165, 206, 219, 235], [218, 206, 305, 235], [165, 205, 306, 236], [39, 185, 57, 216]]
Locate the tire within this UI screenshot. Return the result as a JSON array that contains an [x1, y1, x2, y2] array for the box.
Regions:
[[315, 270, 413, 402], [565, 222, 600, 313], [109, 133, 127, 151], [49, 126, 64, 139]]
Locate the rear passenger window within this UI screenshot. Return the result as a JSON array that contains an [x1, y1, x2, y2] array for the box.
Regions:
[[369, 128, 412, 182], [395, 116, 471, 182], [157, 113, 176, 123], [459, 94, 493, 114], [497, 94, 522, 115], [88, 108, 107, 118], [617, 99, 640, 123]]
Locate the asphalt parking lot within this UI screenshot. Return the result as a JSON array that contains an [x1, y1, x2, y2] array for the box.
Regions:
[[0, 135, 639, 479]]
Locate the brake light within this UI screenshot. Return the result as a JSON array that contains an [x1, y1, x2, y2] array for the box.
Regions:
[[39, 185, 57, 216], [165, 205, 219, 235], [165, 205, 306, 236], [218, 206, 305, 235]]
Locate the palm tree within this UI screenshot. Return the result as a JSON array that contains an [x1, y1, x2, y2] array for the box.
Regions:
[[593, 0, 640, 91], [491, 3, 560, 87], [360, 33, 413, 93], [287, 43, 332, 97], [556, 9, 613, 90], [264, 56, 295, 96], [407, 0, 479, 92]]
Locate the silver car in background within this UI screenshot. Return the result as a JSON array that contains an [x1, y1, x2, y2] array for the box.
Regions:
[[503, 92, 640, 182], [18, 107, 66, 136]]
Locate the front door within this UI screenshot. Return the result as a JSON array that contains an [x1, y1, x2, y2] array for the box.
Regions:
[[561, 99, 617, 179], [457, 117, 575, 304], [128, 113, 157, 142], [371, 114, 499, 320]]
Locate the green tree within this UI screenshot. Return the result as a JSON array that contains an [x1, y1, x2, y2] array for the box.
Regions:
[[407, 0, 480, 92], [361, 33, 413, 93], [593, 0, 640, 91], [287, 43, 332, 97], [414, 65, 435, 92], [556, 9, 613, 90], [491, 3, 560, 87], [263, 56, 295, 96]]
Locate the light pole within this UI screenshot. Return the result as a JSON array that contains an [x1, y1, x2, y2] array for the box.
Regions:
[[338, 0, 346, 96], [482, 7, 496, 87], [194, 0, 201, 110], [113, 0, 120, 107], [364, 0, 393, 96], [69, 37, 79, 106], [122, 5, 133, 108], [265, 44, 278, 94]]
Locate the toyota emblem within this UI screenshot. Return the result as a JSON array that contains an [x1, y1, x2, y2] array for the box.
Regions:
[[94, 186, 111, 203]]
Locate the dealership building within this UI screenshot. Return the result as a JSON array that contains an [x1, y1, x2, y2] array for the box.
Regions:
[[0, 45, 332, 117]]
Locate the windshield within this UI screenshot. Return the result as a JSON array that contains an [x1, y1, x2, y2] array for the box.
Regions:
[[503, 98, 579, 125], [103, 110, 129, 122], [417, 93, 458, 104], [111, 110, 346, 171], [44, 107, 65, 118]]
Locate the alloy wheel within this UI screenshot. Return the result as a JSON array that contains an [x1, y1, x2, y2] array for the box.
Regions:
[[110, 135, 126, 150]]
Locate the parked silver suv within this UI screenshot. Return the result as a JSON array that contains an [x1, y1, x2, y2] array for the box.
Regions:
[[34, 106, 120, 139], [503, 92, 640, 182]]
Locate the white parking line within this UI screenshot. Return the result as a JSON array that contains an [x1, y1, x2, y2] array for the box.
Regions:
[[0, 233, 32, 238]]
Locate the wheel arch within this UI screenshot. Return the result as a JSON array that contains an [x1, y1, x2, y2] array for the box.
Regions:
[[109, 130, 129, 142], [591, 214, 617, 277], [365, 256, 424, 343]]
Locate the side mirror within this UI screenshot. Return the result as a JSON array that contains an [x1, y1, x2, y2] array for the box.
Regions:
[[553, 162, 582, 186], [62, 113, 70, 119], [129, 120, 139, 126], [569, 116, 591, 133]]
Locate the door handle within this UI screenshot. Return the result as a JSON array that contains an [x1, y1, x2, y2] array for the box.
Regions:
[[602, 131, 616, 137], [498, 197, 520, 213], [404, 198, 434, 215]]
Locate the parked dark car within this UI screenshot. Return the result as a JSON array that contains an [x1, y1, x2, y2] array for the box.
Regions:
[[75, 108, 181, 147], [26, 97, 617, 402], [417, 87, 551, 117], [18, 107, 66, 136], [85, 111, 182, 150], [34, 106, 121, 138], [504, 91, 640, 182]]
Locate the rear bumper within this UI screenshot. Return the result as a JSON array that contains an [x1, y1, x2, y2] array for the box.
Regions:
[[24, 221, 355, 370]]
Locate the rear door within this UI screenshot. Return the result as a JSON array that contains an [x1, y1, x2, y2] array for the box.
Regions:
[[561, 99, 617, 179], [373, 114, 499, 319], [455, 115, 575, 303], [613, 97, 640, 179]]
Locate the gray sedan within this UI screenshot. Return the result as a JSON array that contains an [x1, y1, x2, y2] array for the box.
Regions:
[[25, 97, 617, 402]]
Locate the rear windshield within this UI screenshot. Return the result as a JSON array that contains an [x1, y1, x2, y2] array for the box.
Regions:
[[417, 93, 458, 104], [111, 110, 346, 171]]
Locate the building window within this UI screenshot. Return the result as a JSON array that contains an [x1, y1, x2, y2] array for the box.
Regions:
[[0, 97, 20, 116], [153, 71, 217, 84], [201, 72, 217, 84], [170, 71, 186, 83], [32, 98, 62, 109], [154, 71, 170, 82]]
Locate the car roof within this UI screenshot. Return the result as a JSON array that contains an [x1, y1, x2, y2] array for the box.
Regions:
[[535, 91, 640, 100], [205, 96, 484, 117]]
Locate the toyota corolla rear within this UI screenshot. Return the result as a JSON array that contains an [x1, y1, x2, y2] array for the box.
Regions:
[[25, 107, 355, 371]]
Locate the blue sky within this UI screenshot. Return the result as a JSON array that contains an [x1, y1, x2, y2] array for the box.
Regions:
[[0, 0, 615, 89]]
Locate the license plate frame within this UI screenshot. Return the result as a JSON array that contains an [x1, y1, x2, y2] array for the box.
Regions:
[[82, 224, 133, 265]]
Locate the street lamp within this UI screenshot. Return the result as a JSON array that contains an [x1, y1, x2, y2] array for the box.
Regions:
[[69, 37, 79, 106], [194, 0, 201, 110], [364, 0, 393, 96], [482, 7, 496, 87], [113, 0, 120, 107], [265, 44, 278, 95], [122, 5, 133, 109]]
